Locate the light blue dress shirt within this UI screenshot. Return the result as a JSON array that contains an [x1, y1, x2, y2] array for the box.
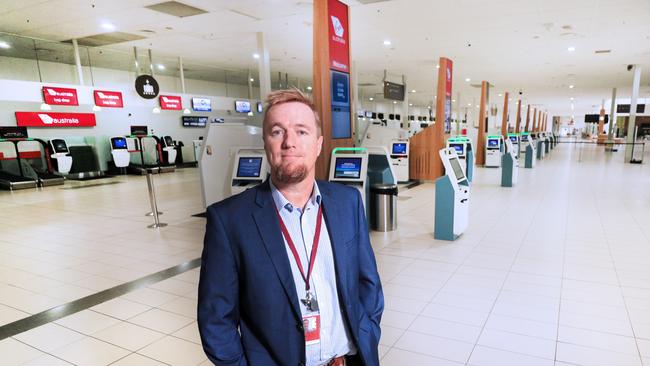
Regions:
[[270, 180, 356, 366]]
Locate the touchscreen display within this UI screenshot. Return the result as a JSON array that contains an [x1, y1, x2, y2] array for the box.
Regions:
[[236, 157, 262, 177], [449, 157, 466, 182], [334, 157, 362, 179], [392, 143, 407, 155]]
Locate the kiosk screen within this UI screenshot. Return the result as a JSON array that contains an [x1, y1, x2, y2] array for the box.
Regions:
[[111, 138, 127, 149], [236, 157, 262, 177], [334, 157, 362, 179], [509, 136, 518, 143], [52, 139, 68, 153], [392, 143, 407, 155], [164, 136, 173, 146], [365, 111, 373, 118], [521, 135, 529, 141], [235, 101, 251, 113], [488, 139, 499, 148], [449, 143, 464, 155], [449, 157, 466, 182]]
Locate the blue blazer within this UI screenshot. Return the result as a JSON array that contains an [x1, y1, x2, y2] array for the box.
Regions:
[[198, 180, 384, 366]]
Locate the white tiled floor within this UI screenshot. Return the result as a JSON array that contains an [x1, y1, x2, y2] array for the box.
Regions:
[[1, 143, 650, 365]]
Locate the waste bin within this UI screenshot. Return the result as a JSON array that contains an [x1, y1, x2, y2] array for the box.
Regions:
[[370, 183, 398, 231]]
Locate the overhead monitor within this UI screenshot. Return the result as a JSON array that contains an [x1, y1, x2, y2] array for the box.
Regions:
[[235, 100, 251, 113], [509, 135, 518, 143], [191, 97, 212, 112], [130, 125, 148, 135], [365, 111, 373, 118], [333, 157, 362, 179], [449, 143, 464, 155], [51, 139, 68, 153], [395, 114, 401, 121], [377, 113, 385, 120], [257, 102, 263, 113], [392, 142, 407, 155], [388, 114, 395, 120], [182, 116, 208, 127], [371, 112, 377, 119], [111, 137, 127, 150], [409, 115, 414, 121], [236, 157, 263, 178], [449, 157, 466, 182]]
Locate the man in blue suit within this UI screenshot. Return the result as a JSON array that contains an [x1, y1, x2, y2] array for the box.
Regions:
[[198, 89, 383, 366]]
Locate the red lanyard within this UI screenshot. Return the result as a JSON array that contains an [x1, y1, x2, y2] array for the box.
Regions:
[[276, 205, 323, 293]]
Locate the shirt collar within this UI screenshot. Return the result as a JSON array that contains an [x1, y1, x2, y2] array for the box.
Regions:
[[269, 179, 322, 213]]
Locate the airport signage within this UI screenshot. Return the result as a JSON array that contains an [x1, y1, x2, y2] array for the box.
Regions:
[[383, 81, 405, 101], [134, 75, 159, 99], [94, 90, 124, 108], [0, 126, 28, 139], [42, 86, 79, 106], [617, 104, 645, 114], [15, 112, 96, 127], [159, 95, 182, 110], [182, 116, 208, 127], [328, 0, 350, 73], [444, 58, 453, 134]]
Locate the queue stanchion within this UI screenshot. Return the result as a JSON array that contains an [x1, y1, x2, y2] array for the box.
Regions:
[[145, 169, 167, 229]]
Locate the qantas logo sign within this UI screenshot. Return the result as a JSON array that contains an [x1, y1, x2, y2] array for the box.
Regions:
[[42, 87, 79, 106], [331, 16, 344, 38], [15, 112, 96, 127], [159, 95, 182, 110], [94, 90, 124, 108]]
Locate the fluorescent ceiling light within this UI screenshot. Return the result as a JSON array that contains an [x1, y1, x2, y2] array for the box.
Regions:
[[436, 64, 440, 69], [0, 41, 10, 49], [253, 53, 260, 59], [157, 64, 165, 70], [409, 103, 413, 106], [569, 85, 574, 89], [101, 22, 115, 31], [307, 86, 312, 90], [369, 97, 374, 101], [465, 78, 471, 82], [498, 93, 502, 97], [383, 40, 391, 46], [467, 103, 472, 106], [411, 89, 416, 93], [393, 101, 397, 104], [452, 99, 456, 102], [567, 46, 576, 52], [250, 78, 254, 82]]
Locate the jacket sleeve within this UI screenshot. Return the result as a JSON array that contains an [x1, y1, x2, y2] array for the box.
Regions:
[[198, 205, 248, 366], [355, 190, 384, 338]]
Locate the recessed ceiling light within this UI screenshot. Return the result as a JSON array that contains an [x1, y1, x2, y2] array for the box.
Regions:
[[307, 86, 312, 90], [250, 78, 254, 82], [253, 53, 260, 59], [101, 22, 115, 31], [436, 64, 440, 69], [569, 85, 574, 89], [369, 97, 374, 101], [393, 101, 397, 104], [570, 97, 574, 100], [0, 41, 10, 49], [498, 93, 502, 97], [467, 103, 472, 106], [383, 40, 391, 46], [409, 103, 413, 106], [428, 106, 431, 109], [452, 99, 456, 102], [157, 64, 165, 70], [567, 46, 576, 52], [411, 89, 416, 93], [465, 78, 471, 82]]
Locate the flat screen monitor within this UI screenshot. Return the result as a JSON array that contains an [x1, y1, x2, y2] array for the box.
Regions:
[[257, 102, 263, 113], [182, 116, 208, 127], [392, 143, 407, 155], [111, 137, 127, 150], [488, 139, 499, 147], [420, 123, 428, 128], [365, 111, 373, 118], [51, 139, 68, 153], [191, 97, 211, 111], [130, 125, 148, 135], [334, 157, 362, 179], [449, 143, 464, 155], [449, 157, 466, 182], [235, 101, 251, 113], [236, 157, 262, 178], [377, 113, 385, 120], [409, 115, 414, 121], [371, 112, 377, 119], [388, 114, 395, 120], [521, 135, 529, 141], [396, 114, 401, 121], [163, 136, 173, 146], [509, 136, 518, 143]]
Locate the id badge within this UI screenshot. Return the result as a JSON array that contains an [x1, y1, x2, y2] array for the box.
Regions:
[[303, 312, 321, 345]]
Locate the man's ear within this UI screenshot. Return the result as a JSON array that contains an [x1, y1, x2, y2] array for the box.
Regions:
[[317, 135, 323, 156]]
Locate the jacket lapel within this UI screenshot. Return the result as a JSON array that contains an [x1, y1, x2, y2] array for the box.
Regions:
[[252, 182, 302, 320], [320, 182, 350, 310]]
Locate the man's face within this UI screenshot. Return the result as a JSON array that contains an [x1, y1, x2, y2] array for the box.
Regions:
[[263, 102, 323, 185]]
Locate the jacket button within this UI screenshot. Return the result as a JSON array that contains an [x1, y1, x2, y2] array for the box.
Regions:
[[297, 322, 303, 331], [298, 363, 304, 366]]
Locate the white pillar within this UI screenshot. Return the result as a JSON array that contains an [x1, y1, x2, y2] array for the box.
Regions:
[[608, 88, 616, 140], [71, 39, 84, 85], [179, 56, 186, 93], [256, 32, 272, 101], [624, 66, 642, 162]]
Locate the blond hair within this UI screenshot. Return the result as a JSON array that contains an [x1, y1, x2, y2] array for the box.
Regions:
[[263, 88, 321, 135]]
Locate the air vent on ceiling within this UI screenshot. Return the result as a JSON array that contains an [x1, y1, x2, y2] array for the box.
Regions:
[[594, 49, 611, 54], [65, 32, 146, 47], [145, 1, 208, 18], [357, 0, 392, 3], [358, 83, 375, 87], [228, 9, 261, 21]]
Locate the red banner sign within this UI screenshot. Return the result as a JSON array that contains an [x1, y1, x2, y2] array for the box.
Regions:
[[42, 86, 79, 106], [15, 112, 96, 127], [159, 95, 182, 110], [328, 0, 350, 73], [444, 58, 453, 133], [94, 90, 124, 108]]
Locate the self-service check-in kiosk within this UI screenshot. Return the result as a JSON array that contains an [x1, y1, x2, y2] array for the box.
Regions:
[[328, 147, 369, 207], [434, 148, 470, 241], [230, 149, 269, 196], [110, 137, 130, 168], [161, 136, 177, 166], [390, 140, 409, 182], [508, 133, 520, 159], [532, 133, 545, 160], [541, 133, 550, 155], [501, 138, 519, 187], [446, 137, 474, 183], [485, 135, 502, 168], [520, 132, 536, 168], [48, 139, 73, 174]]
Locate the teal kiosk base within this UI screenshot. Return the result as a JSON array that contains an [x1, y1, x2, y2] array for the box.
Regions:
[[501, 153, 516, 187], [525, 145, 535, 168], [434, 148, 470, 241], [465, 150, 475, 183]]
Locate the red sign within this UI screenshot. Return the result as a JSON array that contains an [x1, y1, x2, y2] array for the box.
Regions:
[[328, 0, 350, 73], [159, 95, 182, 110], [444, 58, 453, 133], [42, 86, 79, 106], [94, 90, 124, 108], [15, 112, 96, 127]]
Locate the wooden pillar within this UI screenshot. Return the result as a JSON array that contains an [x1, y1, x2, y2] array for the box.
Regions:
[[515, 99, 521, 133], [313, 0, 353, 179], [532, 108, 537, 132], [538, 110, 542, 132], [598, 105, 606, 135], [524, 104, 531, 132], [409, 57, 452, 180], [500, 92, 509, 137], [476, 81, 488, 166]]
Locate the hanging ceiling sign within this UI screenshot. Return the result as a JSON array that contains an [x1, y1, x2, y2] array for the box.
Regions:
[[159, 95, 182, 110], [328, 0, 350, 73], [15, 112, 96, 127], [42, 86, 79, 106], [94, 90, 124, 108], [134, 75, 160, 99]]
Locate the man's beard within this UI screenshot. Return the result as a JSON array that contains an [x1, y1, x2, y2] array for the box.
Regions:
[[272, 163, 308, 185]]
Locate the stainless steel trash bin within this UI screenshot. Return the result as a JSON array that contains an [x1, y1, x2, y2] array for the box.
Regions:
[[370, 183, 398, 232]]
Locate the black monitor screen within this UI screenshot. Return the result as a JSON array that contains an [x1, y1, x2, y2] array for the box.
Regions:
[[111, 138, 127, 150], [449, 143, 464, 154], [377, 113, 384, 120], [164, 136, 173, 146], [409, 115, 414, 121], [130, 125, 148, 135], [52, 139, 68, 153], [235, 101, 251, 113], [388, 114, 395, 120], [392, 143, 407, 155], [488, 139, 499, 147], [371, 112, 377, 119], [334, 157, 362, 179], [236, 157, 262, 178], [449, 157, 466, 182], [396, 114, 401, 121], [509, 136, 518, 143]]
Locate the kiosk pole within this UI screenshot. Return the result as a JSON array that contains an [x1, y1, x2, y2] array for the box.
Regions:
[[145, 170, 167, 229]]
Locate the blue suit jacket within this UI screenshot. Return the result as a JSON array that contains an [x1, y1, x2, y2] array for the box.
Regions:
[[198, 180, 383, 366]]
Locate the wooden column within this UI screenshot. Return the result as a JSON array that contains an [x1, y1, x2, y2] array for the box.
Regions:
[[598, 106, 606, 135], [409, 57, 452, 180], [532, 108, 537, 132], [524, 104, 531, 132], [515, 99, 521, 133], [538, 110, 542, 132], [544, 113, 548, 131], [313, 0, 353, 179], [476, 81, 488, 166], [500, 92, 509, 137]]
